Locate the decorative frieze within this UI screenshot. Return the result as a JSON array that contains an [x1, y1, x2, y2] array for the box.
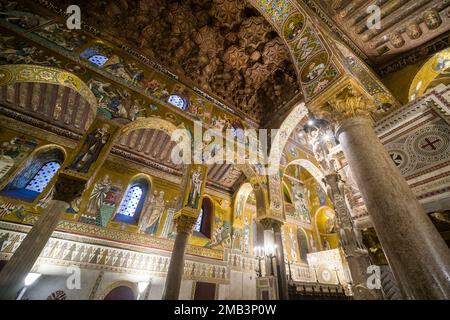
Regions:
[[0, 227, 230, 284]]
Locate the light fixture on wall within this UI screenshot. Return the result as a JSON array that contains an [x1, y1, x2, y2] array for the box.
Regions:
[[136, 281, 149, 300], [322, 133, 333, 142], [24, 273, 41, 286], [254, 246, 264, 277], [16, 272, 41, 300], [265, 244, 277, 277]]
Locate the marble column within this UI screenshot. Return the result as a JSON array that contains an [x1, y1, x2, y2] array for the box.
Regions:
[[162, 215, 196, 300], [336, 116, 450, 299], [0, 175, 86, 300], [324, 172, 383, 300], [0, 200, 68, 300]]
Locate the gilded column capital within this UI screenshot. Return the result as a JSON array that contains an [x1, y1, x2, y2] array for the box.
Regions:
[[322, 85, 376, 124], [309, 77, 379, 127], [53, 173, 87, 203], [259, 217, 283, 231], [174, 214, 197, 234]]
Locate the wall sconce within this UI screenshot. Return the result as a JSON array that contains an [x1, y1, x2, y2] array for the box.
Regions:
[[24, 273, 41, 286], [17, 272, 41, 300], [254, 246, 264, 277], [266, 244, 277, 277], [285, 258, 293, 281], [137, 281, 149, 300]]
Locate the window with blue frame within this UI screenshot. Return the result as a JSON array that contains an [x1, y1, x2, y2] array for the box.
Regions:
[[117, 185, 143, 217], [230, 126, 237, 137], [167, 95, 187, 110], [80, 45, 110, 67], [25, 161, 60, 193], [114, 180, 149, 224], [0, 148, 64, 203]]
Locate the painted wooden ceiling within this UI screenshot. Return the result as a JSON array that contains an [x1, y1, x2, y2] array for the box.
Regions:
[[0, 83, 244, 194], [307, 0, 450, 68]]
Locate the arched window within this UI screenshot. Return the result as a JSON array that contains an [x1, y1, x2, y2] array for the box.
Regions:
[[194, 207, 203, 233], [25, 161, 61, 193], [0, 147, 64, 202], [114, 179, 149, 224], [117, 185, 143, 217], [194, 197, 212, 238], [167, 95, 187, 110], [297, 229, 309, 262]]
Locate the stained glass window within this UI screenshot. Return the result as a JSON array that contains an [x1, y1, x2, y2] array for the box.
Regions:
[[194, 207, 203, 232], [88, 55, 109, 67], [25, 161, 60, 193], [80, 46, 110, 67], [117, 185, 143, 217], [168, 95, 186, 110]]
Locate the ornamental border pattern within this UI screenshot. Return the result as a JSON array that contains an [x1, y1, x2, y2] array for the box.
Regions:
[[375, 88, 450, 136], [0, 227, 230, 284]]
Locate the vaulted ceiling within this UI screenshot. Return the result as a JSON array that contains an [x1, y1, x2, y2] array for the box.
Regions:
[[0, 83, 94, 134], [63, 0, 301, 125]]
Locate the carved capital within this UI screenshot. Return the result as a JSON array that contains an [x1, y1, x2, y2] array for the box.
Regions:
[[53, 173, 87, 203], [174, 214, 197, 234], [312, 81, 377, 126], [259, 218, 283, 231], [327, 85, 375, 122]]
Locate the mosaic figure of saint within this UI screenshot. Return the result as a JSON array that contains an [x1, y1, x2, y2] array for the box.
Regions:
[[138, 190, 157, 232], [236, 194, 244, 219], [187, 168, 202, 209], [86, 175, 112, 217], [292, 181, 310, 222], [289, 228, 298, 262], [69, 124, 110, 173], [242, 216, 250, 254], [146, 190, 165, 235]]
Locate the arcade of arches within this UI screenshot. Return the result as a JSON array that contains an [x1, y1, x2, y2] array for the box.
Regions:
[[0, 0, 449, 300]]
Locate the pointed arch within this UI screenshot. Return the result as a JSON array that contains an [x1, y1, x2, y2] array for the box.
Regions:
[[114, 174, 151, 225], [296, 227, 309, 262], [283, 158, 326, 192], [194, 195, 214, 238]]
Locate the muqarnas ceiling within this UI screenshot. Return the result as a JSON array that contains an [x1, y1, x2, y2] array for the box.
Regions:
[[69, 0, 301, 125]]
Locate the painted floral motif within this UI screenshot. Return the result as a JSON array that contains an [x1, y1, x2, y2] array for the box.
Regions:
[[33, 23, 86, 52], [257, 0, 293, 26], [0, 202, 25, 220], [0, 36, 61, 67]]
